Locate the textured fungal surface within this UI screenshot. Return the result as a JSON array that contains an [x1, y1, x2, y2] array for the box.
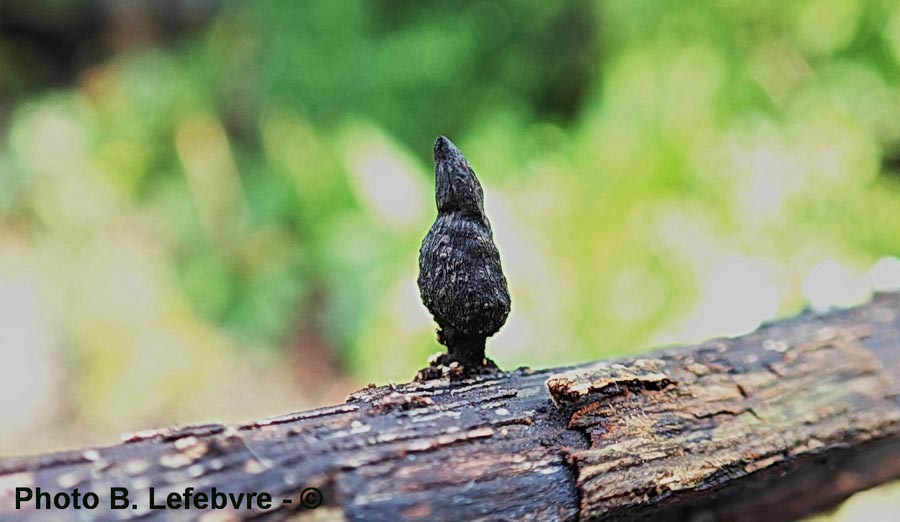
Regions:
[[417, 136, 511, 374]]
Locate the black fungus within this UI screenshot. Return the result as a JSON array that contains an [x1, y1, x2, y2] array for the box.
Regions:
[[417, 136, 511, 372]]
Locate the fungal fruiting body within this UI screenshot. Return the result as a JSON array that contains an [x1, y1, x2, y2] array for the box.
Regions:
[[417, 136, 510, 372]]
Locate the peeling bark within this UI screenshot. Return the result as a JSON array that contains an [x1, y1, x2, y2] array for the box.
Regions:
[[3, 295, 900, 521], [548, 322, 900, 521]]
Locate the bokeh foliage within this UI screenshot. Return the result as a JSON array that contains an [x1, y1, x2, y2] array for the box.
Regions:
[[2, 0, 900, 458]]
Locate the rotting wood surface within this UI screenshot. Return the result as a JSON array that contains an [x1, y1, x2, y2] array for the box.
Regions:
[[3, 294, 900, 521]]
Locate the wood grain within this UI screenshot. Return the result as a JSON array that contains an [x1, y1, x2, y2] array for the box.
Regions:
[[2, 294, 900, 521]]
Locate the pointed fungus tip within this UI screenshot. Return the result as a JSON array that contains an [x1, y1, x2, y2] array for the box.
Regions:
[[433, 135, 460, 162]]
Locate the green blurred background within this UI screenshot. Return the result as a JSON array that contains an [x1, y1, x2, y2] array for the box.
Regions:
[[2, 3, 900, 500]]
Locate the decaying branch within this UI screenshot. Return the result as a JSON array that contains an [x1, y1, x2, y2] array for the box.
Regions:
[[3, 294, 900, 521]]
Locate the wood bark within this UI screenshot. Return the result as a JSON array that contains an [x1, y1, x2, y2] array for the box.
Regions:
[[2, 294, 900, 521]]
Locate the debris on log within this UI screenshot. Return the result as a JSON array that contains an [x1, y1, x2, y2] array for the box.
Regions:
[[3, 294, 900, 521]]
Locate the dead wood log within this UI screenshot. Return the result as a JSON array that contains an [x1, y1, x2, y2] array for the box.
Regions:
[[2, 294, 900, 521]]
